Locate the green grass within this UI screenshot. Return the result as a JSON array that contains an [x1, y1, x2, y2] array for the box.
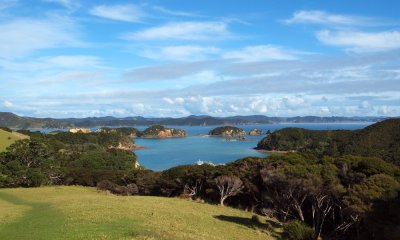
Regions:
[[0, 186, 282, 240], [0, 129, 29, 152]]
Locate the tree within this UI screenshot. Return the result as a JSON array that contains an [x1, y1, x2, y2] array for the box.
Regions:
[[215, 175, 243, 206]]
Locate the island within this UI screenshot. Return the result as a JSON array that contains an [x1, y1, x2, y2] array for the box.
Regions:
[[249, 128, 263, 136], [140, 125, 187, 138], [208, 126, 246, 136]]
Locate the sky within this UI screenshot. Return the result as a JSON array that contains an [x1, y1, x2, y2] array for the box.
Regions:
[[0, 0, 400, 118]]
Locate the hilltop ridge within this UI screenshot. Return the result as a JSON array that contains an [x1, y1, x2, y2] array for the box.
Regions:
[[0, 112, 388, 129]]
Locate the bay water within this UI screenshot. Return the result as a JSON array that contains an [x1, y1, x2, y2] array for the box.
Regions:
[[134, 123, 373, 171]]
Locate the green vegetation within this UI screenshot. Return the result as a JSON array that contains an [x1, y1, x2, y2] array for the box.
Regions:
[[140, 125, 187, 138], [208, 126, 246, 136], [99, 127, 141, 138], [0, 186, 279, 240], [257, 118, 400, 165], [1, 119, 400, 239], [0, 129, 29, 152], [283, 220, 313, 240], [0, 112, 71, 129], [0, 131, 137, 187]]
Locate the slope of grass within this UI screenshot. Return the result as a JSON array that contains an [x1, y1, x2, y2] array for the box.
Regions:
[[0, 197, 30, 224], [0, 129, 29, 152], [0, 186, 281, 240]]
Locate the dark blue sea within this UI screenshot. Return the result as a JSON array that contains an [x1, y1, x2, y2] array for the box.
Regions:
[[134, 123, 373, 171]]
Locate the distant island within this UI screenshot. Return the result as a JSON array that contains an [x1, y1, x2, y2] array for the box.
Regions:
[[72, 125, 187, 139], [140, 125, 187, 138], [0, 112, 389, 129], [208, 126, 246, 136]]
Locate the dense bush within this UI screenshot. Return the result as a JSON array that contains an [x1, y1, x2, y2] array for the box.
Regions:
[[284, 220, 313, 240], [257, 118, 400, 165], [97, 180, 139, 196], [0, 131, 137, 187], [0, 126, 12, 132]]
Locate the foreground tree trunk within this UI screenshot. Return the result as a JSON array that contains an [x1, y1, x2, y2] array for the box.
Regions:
[[312, 194, 333, 240], [215, 175, 243, 206]]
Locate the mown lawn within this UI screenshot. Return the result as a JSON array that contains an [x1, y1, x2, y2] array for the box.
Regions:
[[0, 186, 282, 240], [0, 129, 29, 152]]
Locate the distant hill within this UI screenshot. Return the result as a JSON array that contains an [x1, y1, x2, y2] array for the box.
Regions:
[[256, 118, 400, 165], [0, 112, 72, 129], [0, 112, 389, 129]]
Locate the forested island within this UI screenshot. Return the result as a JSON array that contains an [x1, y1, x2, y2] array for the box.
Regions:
[[208, 126, 246, 136], [0, 119, 399, 240]]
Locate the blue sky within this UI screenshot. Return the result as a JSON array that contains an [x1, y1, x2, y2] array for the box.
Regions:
[[0, 0, 399, 118]]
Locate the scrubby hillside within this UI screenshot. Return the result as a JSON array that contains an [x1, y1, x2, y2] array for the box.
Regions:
[[256, 118, 400, 164], [0, 112, 71, 129]]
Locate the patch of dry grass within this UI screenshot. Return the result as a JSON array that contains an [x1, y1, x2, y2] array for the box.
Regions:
[[0, 129, 29, 152]]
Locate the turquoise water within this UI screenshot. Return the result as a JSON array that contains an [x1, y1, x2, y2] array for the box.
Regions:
[[134, 123, 373, 171]]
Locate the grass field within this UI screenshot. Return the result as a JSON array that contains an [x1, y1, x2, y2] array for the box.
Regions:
[[0, 129, 29, 152], [0, 186, 282, 240]]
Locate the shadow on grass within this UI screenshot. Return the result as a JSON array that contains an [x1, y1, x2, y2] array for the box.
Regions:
[[213, 215, 267, 229], [214, 215, 284, 239], [0, 191, 65, 239]]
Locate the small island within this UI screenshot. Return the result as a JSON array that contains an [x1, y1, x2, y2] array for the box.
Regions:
[[249, 128, 263, 136], [208, 126, 246, 136], [140, 125, 187, 138]]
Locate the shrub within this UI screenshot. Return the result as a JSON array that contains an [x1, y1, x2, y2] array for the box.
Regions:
[[0, 126, 12, 132], [97, 180, 138, 196], [97, 180, 116, 191], [126, 183, 139, 195], [284, 220, 313, 240]]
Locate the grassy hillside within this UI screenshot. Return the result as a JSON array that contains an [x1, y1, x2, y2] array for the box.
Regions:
[[0, 186, 281, 240], [0, 129, 29, 152]]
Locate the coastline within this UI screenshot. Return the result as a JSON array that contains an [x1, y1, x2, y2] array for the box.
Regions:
[[255, 149, 290, 154]]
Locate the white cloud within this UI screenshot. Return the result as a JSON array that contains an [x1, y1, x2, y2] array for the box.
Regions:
[[3, 100, 13, 108], [0, 55, 104, 71], [43, 0, 79, 10], [359, 100, 371, 110], [89, 4, 145, 22], [40, 55, 104, 69], [0, 19, 82, 58], [283, 96, 306, 110], [140, 45, 220, 61], [377, 105, 389, 115], [123, 60, 223, 82], [152, 5, 197, 17], [316, 30, 400, 52], [163, 97, 174, 104], [249, 98, 268, 113], [284, 10, 376, 27], [124, 21, 230, 41], [36, 71, 103, 84], [223, 45, 300, 62]]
